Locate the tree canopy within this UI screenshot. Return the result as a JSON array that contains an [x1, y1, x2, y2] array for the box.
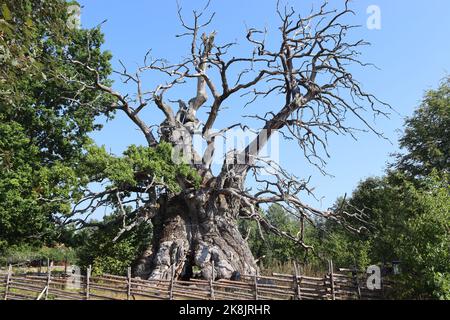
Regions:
[[0, 0, 113, 251], [395, 77, 450, 178]]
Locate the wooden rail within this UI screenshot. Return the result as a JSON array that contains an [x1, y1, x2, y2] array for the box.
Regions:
[[0, 263, 389, 301]]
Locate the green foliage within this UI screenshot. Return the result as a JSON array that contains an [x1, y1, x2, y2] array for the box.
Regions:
[[241, 205, 316, 270], [313, 224, 372, 270], [0, 120, 60, 248], [84, 142, 201, 193], [75, 213, 152, 276], [0, 0, 114, 250], [262, 205, 305, 263], [394, 173, 450, 299], [315, 174, 423, 266], [0, 244, 77, 266], [1, 0, 68, 95], [395, 76, 450, 178]]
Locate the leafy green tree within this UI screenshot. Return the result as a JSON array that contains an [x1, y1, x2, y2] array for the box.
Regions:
[[0, 0, 114, 252], [242, 205, 317, 271], [395, 77, 450, 178], [315, 172, 449, 299], [339, 174, 420, 265], [75, 213, 152, 276], [395, 173, 449, 299], [263, 205, 304, 264], [313, 223, 372, 270]]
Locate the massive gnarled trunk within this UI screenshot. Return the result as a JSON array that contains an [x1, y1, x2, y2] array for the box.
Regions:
[[133, 190, 257, 280], [131, 107, 259, 280]]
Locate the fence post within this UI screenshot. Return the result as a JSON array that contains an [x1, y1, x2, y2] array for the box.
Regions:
[[352, 269, 361, 300], [86, 265, 91, 300], [3, 264, 12, 300], [127, 267, 132, 300], [169, 264, 175, 300], [210, 261, 215, 300], [328, 260, 336, 300], [45, 261, 53, 300], [253, 275, 259, 300], [293, 262, 302, 300]]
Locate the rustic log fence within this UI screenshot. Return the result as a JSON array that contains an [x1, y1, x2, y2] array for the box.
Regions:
[[0, 262, 389, 301]]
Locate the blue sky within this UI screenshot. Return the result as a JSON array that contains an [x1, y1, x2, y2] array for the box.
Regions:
[[77, 0, 450, 213]]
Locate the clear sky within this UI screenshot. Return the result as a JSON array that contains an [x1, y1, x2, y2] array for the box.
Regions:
[[77, 0, 450, 214]]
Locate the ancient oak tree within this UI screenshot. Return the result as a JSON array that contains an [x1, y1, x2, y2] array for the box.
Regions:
[[67, 1, 389, 280]]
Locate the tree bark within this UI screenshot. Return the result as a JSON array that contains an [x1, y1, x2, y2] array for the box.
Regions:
[[133, 192, 257, 280]]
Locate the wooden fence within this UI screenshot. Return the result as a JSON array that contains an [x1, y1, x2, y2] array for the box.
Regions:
[[0, 263, 389, 301]]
